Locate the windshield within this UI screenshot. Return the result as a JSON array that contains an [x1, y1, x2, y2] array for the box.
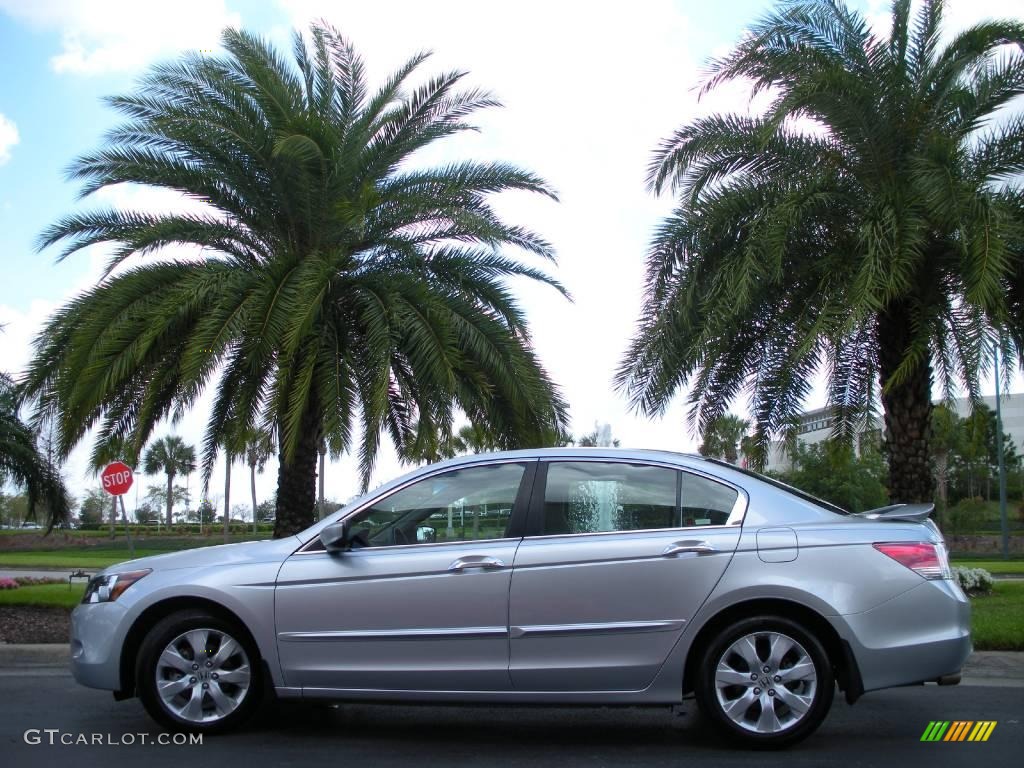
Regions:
[[701, 458, 851, 516]]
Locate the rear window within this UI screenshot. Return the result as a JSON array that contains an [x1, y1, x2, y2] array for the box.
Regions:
[[701, 458, 850, 516]]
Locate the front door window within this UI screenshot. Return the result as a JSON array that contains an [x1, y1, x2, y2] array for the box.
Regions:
[[349, 462, 526, 547]]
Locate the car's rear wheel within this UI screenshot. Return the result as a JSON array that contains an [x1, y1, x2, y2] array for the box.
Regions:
[[694, 615, 834, 748], [136, 610, 262, 734]]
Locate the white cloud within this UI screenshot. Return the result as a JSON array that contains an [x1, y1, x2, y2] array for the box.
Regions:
[[0, 0, 241, 75], [0, 113, 18, 165]]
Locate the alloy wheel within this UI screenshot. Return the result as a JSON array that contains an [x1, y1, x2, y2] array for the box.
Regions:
[[155, 627, 252, 724], [713, 630, 818, 734]]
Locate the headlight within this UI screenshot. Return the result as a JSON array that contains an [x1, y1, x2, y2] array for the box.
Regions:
[[82, 569, 151, 604]]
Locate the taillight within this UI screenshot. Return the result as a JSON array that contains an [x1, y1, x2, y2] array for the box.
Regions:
[[873, 542, 952, 580]]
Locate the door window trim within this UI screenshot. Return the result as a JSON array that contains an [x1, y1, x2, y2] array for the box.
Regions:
[[523, 457, 748, 539], [295, 459, 537, 554]]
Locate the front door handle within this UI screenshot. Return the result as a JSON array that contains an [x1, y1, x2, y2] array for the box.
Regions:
[[662, 540, 717, 557], [448, 556, 506, 572]]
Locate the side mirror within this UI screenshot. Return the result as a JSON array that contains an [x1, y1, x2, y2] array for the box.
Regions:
[[320, 520, 353, 552], [321, 520, 371, 552], [416, 525, 436, 543]]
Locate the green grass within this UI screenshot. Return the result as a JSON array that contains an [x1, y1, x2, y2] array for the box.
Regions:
[[0, 583, 86, 609], [970, 581, 1024, 651], [0, 549, 178, 569], [952, 559, 1024, 574]]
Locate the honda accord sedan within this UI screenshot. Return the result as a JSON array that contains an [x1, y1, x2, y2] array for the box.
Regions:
[[70, 448, 970, 747]]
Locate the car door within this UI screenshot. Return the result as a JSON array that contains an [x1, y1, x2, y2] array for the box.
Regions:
[[508, 459, 744, 691], [275, 460, 534, 692]]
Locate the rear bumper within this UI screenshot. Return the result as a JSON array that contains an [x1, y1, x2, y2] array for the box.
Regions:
[[830, 578, 971, 693]]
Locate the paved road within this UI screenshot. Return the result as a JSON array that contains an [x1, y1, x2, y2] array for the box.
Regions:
[[0, 672, 1019, 768]]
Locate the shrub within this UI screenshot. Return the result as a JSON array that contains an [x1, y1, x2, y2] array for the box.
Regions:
[[0, 577, 18, 590], [947, 498, 989, 535], [954, 566, 995, 595], [14, 576, 65, 586]]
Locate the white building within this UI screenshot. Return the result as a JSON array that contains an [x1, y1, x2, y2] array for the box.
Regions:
[[760, 393, 1023, 473]]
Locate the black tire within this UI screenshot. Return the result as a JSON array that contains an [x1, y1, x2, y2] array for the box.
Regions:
[[136, 609, 264, 734], [694, 615, 834, 749]]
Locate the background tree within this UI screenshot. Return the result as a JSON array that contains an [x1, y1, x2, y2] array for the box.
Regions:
[[698, 414, 749, 464], [238, 426, 274, 533], [617, 0, 1024, 503], [256, 498, 276, 524], [23, 23, 568, 539], [776, 440, 889, 513], [142, 436, 196, 526], [134, 501, 161, 525], [0, 493, 29, 528], [0, 372, 70, 531], [230, 502, 249, 524], [453, 423, 498, 454], [930, 403, 960, 514], [77, 487, 108, 528], [143, 482, 187, 521], [943, 403, 1020, 503], [193, 499, 217, 525]]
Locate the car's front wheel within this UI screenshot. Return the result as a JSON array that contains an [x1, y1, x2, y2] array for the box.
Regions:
[[136, 609, 263, 733], [694, 615, 834, 748]]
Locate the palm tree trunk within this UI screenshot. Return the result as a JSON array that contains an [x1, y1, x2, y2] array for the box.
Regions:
[[165, 471, 174, 527], [317, 439, 326, 520], [273, 406, 320, 538], [878, 302, 934, 503], [223, 452, 231, 543], [935, 452, 949, 529], [250, 460, 258, 535]]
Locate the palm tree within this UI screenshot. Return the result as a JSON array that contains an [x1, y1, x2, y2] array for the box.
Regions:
[[221, 446, 233, 542], [698, 414, 750, 465], [0, 372, 71, 531], [238, 426, 274, 533], [22, 23, 569, 537], [453, 423, 498, 454], [617, 0, 1024, 502], [142, 436, 197, 526]]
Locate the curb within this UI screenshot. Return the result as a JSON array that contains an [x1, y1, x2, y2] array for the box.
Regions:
[[0, 644, 69, 667]]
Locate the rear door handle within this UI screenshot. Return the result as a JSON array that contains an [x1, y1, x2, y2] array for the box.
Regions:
[[662, 540, 717, 557], [448, 556, 506, 572]]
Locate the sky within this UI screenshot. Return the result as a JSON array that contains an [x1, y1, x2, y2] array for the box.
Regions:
[[0, 0, 1021, 517]]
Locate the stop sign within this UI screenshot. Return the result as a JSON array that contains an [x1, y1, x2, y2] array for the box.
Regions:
[[101, 461, 134, 496]]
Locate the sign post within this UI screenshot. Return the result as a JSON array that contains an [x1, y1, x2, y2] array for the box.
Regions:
[[101, 461, 135, 558]]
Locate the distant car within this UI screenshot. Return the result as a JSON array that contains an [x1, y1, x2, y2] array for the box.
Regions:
[[69, 448, 969, 747], [19, 522, 43, 530]]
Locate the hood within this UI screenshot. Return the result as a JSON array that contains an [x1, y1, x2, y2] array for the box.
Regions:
[[105, 536, 302, 575]]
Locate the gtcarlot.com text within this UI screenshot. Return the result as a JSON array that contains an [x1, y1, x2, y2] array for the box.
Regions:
[[24, 729, 203, 746]]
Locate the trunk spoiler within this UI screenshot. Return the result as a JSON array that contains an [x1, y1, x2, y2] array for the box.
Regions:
[[852, 503, 935, 523]]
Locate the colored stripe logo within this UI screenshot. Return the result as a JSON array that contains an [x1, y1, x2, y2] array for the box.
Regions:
[[921, 721, 996, 742]]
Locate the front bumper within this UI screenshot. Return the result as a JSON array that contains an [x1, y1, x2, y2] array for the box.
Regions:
[[831, 578, 972, 693], [69, 601, 129, 691]]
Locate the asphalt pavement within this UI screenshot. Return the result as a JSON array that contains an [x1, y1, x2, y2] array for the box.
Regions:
[[0, 669, 1019, 768]]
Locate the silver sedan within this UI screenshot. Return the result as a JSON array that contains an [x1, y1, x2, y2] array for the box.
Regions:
[[70, 448, 970, 748]]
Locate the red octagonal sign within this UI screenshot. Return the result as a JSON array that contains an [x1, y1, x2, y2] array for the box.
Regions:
[[101, 461, 134, 496]]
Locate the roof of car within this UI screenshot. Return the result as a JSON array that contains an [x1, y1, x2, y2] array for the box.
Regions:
[[426, 446, 711, 470]]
